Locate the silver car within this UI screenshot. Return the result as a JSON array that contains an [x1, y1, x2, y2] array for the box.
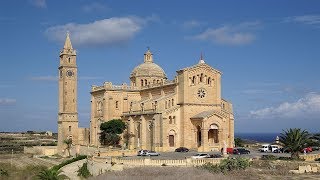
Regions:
[[146, 151, 160, 156]]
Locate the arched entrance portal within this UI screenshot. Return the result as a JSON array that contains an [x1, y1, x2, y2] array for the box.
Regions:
[[208, 124, 219, 145], [197, 126, 201, 147]]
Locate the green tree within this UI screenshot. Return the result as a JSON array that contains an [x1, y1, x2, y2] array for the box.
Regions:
[[100, 119, 126, 146], [279, 128, 310, 159], [63, 138, 72, 157], [37, 169, 68, 180], [234, 137, 244, 147]]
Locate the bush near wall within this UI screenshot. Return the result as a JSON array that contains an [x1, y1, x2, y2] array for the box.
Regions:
[[199, 157, 251, 174], [51, 155, 87, 172]]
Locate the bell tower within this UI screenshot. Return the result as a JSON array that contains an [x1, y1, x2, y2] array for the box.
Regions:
[[57, 32, 79, 152]]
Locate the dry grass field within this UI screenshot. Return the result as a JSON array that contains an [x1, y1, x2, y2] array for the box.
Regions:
[[91, 160, 320, 180], [0, 153, 63, 180]]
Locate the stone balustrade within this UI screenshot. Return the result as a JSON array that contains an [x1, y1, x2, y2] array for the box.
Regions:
[[92, 156, 223, 167]]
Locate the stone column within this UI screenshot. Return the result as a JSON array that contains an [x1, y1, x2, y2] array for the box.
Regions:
[[201, 126, 208, 152], [141, 116, 147, 150], [128, 117, 134, 150]]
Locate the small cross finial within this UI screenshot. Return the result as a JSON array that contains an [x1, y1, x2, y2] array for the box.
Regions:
[[199, 52, 205, 64]]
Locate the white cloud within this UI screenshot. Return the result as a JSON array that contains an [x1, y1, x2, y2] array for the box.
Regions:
[[188, 21, 260, 45], [182, 20, 204, 29], [285, 15, 320, 25], [30, 0, 46, 8], [0, 98, 16, 105], [45, 16, 150, 47], [82, 2, 109, 13], [250, 92, 320, 119]]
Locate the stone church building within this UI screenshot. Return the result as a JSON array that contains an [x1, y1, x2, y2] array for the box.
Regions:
[[57, 33, 234, 153]]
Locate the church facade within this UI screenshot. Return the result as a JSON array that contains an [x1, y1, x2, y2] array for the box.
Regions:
[[57, 33, 234, 153]]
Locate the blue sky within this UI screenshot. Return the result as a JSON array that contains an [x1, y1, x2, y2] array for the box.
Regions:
[[1, 0, 320, 133]]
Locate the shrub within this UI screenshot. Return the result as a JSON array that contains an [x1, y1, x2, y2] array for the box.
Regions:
[[77, 162, 91, 178], [219, 157, 251, 172], [199, 157, 251, 174], [261, 155, 277, 160], [51, 155, 87, 172], [199, 162, 221, 173], [278, 157, 304, 161]]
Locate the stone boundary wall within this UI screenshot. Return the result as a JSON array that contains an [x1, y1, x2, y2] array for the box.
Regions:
[[98, 149, 137, 157], [24, 146, 57, 156], [92, 156, 223, 167], [301, 153, 320, 161]]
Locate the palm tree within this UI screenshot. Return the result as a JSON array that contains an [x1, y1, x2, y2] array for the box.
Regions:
[[63, 138, 72, 157], [37, 169, 68, 180], [279, 128, 310, 159]]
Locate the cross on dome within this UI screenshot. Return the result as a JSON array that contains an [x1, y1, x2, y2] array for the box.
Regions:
[[144, 48, 153, 63]]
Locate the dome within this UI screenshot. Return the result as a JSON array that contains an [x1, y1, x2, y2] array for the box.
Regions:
[[130, 50, 167, 79]]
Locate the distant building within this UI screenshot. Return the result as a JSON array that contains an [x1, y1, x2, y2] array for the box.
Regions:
[[57, 33, 234, 152]]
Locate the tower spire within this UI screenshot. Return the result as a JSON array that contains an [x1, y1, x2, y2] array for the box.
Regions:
[[60, 31, 76, 56], [63, 31, 73, 50]]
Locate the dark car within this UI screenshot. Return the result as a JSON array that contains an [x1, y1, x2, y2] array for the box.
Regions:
[[209, 154, 223, 158], [233, 148, 250, 155], [175, 147, 189, 152]]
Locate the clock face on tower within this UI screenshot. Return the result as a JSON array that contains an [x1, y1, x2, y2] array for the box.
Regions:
[[197, 88, 206, 98], [66, 70, 74, 77]]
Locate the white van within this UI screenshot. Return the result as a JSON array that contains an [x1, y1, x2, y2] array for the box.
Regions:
[[259, 144, 270, 152], [270, 145, 279, 152]]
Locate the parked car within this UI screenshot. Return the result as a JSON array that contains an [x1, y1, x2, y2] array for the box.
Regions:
[[311, 146, 319, 151], [301, 147, 312, 153], [259, 144, 270, 152], [273, 148, 284, 153], [270, 145, 280, 152], [175, 147, 189, 152], [209, 154, 223, 158], [137, 150, 148, 156], [145, 151, 160, 156], [226, 148, 233, 154], [233, 148, 250, 155], [191, 153, 210, 159]]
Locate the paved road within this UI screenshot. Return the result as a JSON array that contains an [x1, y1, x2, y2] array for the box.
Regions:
[[60, 159, 87, 180], [121, 148, 320, 160]]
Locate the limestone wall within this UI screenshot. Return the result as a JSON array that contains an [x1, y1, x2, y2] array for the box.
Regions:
[[24, 146, 57, 156]]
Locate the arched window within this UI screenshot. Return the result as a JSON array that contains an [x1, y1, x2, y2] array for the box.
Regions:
[[141, 79, 144, 87], [69, 126, 71, 132], [207, 77, 211, 85], [169, 116, 172, 124], [168, 100, 171, 108], [172, 99, 174, 106], [192, 76, 196, 85], [173, 116, 176, 124], [200, 73, 203, 82], [165, 101, 167, 109], [115, 101, 119, 109], [68, 57, 71, 63], [145, 79, 148, 86]]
